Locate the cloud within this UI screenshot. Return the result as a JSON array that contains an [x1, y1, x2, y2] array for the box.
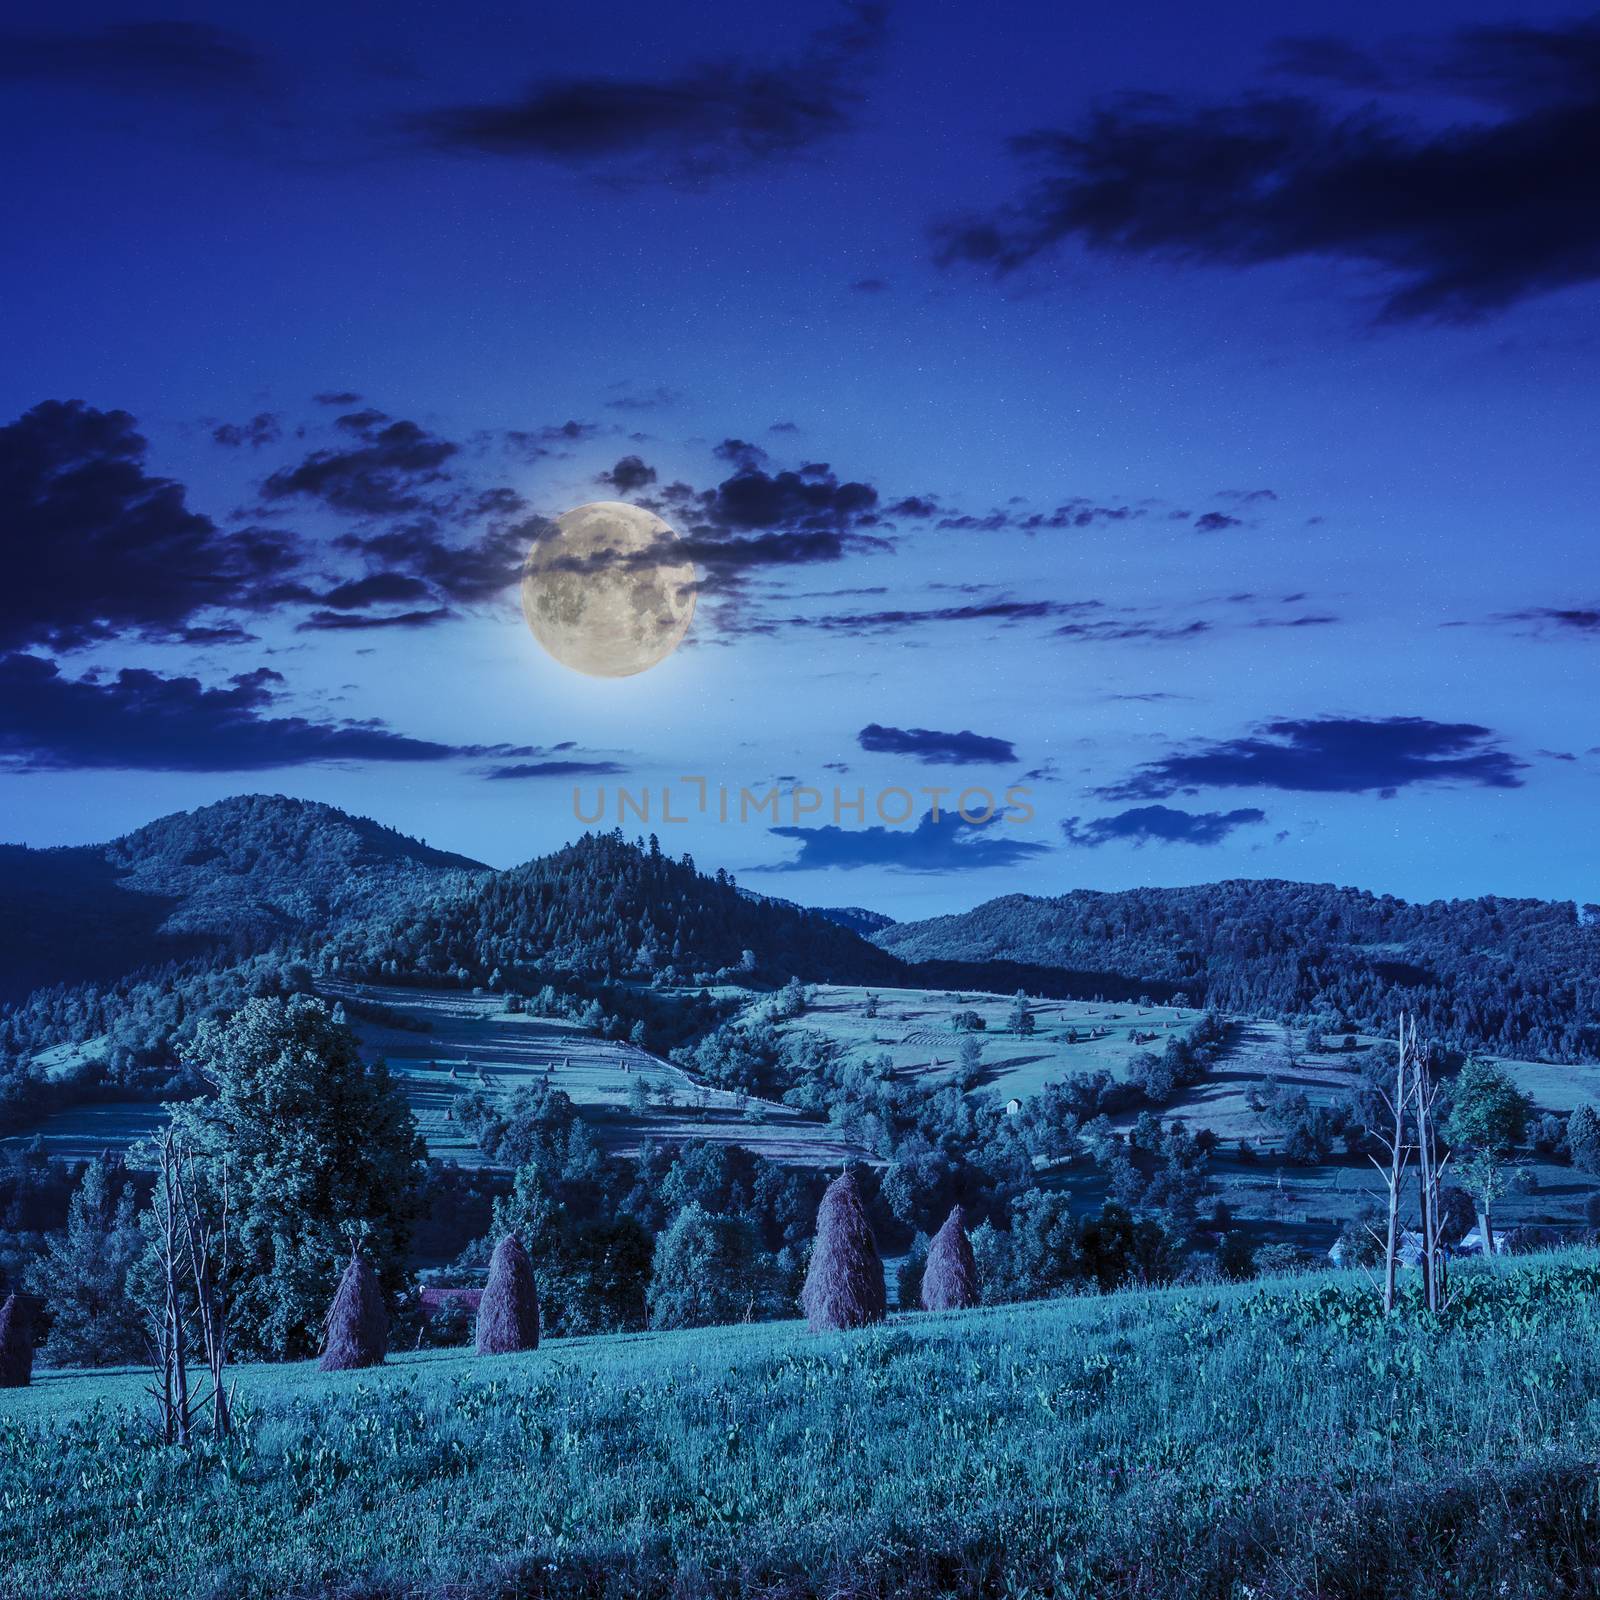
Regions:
[[0, 21, 268, 96], [211, 412, 282, 449], [597, 454, 658, 493], [0, 399, 302, 652], [484, 759, 629, 780], [603, 384, 682, 412], [851, 277, 890, 293], [1100, 715, 1526, 800], [858, 722, 1017, 766], [406, 3, 885, 186], [1061, 803, 1267, 847], [295, 607, 455, 632], [761, 806, 1052, 873], [1490, 606, 1600, 636], [331, 518, 539, 605], [262, 407, 459, 516], [1193, 511, 1242, 533], [504, 420, 598, 458], [937, 16, 1600, 321], [0, 653, 474, 771], [313, 390, 362, 407], [937, 499, 1145, 533]]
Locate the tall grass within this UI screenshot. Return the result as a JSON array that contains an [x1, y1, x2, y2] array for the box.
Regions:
[[4, 1255, 1600, 1598]]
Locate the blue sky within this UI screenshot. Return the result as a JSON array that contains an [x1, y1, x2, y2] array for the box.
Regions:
[[2, 2, 1597, 918]]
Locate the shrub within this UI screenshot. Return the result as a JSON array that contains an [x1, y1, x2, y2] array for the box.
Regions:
[[1568, 1104, 1600, 1174], [800, 1171, 885, 1331], [921, 1205, 979, 1311], [0, 1293, 37, 1388], [475, 1235, 540, 1354], [319, 1248, 388, 1371]]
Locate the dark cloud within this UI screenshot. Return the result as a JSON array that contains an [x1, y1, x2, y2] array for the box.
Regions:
[[485, 759, 630, 780], [313, 390, 362, 407], [1193, 511, 1242, 533], [762, 806, 1051, 874], [0, 654, 471, 771], [0, 399, 302, 652], [712, 437, 769, 468], [295, 607, 455, 632], [407, 3, 885, 186], [938, 16, 1600, 321], [1100, 715, 1526, 801], [1061, 803, 1267, 848], [858, 723, 1018, 766], [1218, 487, 1279, 504], [212, 412, 282, 449], [768, 420, 801, 434], [603, 384, 682, 412], [332, 518, 539, 605], [851, 277, 890, 293], [504, 420, 598, 458], [0, 21, 267, 96], [262, 408, 459, 516], [597, 454, 658, 493], [938, 499, 1145, 533], [1493, 606, 1600, 636], [317, 573, 436, 610]]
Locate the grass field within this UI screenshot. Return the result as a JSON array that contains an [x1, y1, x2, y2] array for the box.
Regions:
[[6, 1254, 1600, 1599]]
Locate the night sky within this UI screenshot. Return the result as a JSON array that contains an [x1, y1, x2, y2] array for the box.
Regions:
[[3, 2, 1597, 918]]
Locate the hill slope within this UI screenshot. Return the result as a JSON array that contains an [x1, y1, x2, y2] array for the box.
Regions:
[[876, 879, 1600, 1060], [8, 1256, 1600, 1600], [0, 794, 488, 1002], [320, 830, 904, 989]]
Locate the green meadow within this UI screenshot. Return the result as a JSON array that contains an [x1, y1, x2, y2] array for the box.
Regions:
[[6, 1255, 1600, 1599]]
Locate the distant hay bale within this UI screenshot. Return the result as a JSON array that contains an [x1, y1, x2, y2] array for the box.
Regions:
[[0, 1293, 38, 1388], [921, 1205, 979, 1311], [319, 1248, 388, 1371], [800, 1171, 886, 1332], [475, 1234, 541, 1354]]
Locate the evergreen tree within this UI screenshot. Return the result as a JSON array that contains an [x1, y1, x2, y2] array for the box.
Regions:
[[25, 1158, 144, 1367]]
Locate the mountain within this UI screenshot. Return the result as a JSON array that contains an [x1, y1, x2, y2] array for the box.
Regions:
[[738, 888, 895, 938], [875, 879, 1600, 1061], [0, 795, 488, 1002], [320, 830, 904, 990], [814, 905, 897, 937]]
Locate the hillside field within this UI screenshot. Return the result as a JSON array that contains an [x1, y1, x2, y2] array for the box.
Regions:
[[6, 1255, 1600, 1599], [12, 980, 1600, 1257]]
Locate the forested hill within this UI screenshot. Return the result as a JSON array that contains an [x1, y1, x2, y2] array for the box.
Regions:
[[0, 795, 488, 1002], [318, 830, 905, 990], [875, 880, 1600, 1061]]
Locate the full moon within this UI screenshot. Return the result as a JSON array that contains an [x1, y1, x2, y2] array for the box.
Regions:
[[521, 500, 696, 678]]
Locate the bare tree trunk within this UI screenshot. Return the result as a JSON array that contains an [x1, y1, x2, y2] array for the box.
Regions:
[[1383, 1020, 1406, 1314]]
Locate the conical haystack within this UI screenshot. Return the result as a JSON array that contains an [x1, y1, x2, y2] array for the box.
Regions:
[[319, 1248, 388, 1371], [800, 1171, 886, 1331], [921, 1204, 979, 1311], [475, 1234, 540, 1354]]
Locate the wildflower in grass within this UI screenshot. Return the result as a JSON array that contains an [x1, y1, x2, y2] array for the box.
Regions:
[[476, 1234, 540, 1354], [0, 1292, 37, 1387], [921, 1204, 979, 1310], [319, 1246, 388, 1371], [800, 1170, 886, 1331]]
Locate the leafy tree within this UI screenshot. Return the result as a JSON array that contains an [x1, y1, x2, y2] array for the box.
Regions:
[[25, 1158, 145, 1366], [1216, 1231, 1256, 1282], [1568, 1104, 1600, 1174], [647, 1202, 763, 1329], [1445, 1059, 1531, 1254], [1008, 990, 1035, 1036], [168, 996, 425, 1360]]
